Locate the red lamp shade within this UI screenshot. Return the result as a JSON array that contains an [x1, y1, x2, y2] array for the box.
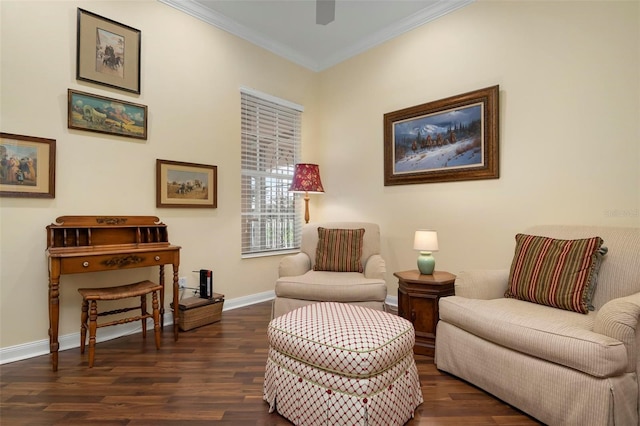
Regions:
[[289, 163, 324, 193], [289, 163, 324, 223]]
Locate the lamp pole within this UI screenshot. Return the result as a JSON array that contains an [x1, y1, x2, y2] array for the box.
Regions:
[[303, 191, 310, 224]]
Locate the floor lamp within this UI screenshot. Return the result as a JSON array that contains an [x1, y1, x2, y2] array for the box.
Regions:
[[289, 163, 324, 224]]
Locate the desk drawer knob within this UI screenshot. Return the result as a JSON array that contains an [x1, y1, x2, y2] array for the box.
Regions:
[[155, 256, 160, 261], [83, 261, 89, 267]]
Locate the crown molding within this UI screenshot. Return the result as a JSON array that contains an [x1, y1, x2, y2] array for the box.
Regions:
[[318, 0, 475, 71], [158, 0, 321, 70], [158, 0, 474, 72]]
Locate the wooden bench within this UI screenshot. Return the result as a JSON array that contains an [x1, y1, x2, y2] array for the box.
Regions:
[[78, 280, 162, 367]]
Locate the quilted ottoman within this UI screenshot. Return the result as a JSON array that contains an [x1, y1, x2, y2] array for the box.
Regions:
[[264, 302, 423, 425]]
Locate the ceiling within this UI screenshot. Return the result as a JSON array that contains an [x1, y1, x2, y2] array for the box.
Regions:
[[159, 0, 474, 72]]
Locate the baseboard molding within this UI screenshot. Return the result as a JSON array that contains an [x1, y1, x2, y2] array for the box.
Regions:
[[0, 290, 276, 366], [385, 295, 398, 307], [1, 291, 395, 365]]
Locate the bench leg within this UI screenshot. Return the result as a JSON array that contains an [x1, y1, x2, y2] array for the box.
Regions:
[[88, 300, 98, 368], [80, 300, 88, 354], [140, 294, 147, 339]]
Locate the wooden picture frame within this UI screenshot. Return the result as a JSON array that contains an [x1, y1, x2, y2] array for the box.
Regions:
[[156, 159, 217, 208], [384, 85, 499, 185], [76, 8, 141, 94], [0, 133, 56, 198], [68, 89, 148, 140]]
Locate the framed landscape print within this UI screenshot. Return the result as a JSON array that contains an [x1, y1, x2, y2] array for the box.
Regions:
[[68, 89, 148, 140], [0, 133, 55, 198], [156, 159, 218, 208], [76, 8, 141, 94], [384, 85, 499, 185]]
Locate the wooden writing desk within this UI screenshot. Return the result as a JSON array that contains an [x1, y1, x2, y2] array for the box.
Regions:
[[46, 216, 181, 371]]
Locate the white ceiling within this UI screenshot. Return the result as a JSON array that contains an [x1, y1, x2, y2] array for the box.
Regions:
[[158, 0, 474, 72]]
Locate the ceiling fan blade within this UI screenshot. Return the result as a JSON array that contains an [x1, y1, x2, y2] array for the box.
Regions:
[[316, 0, 335, 25]]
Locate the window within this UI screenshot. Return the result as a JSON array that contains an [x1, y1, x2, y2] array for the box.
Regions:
[[241, 88, 302, 257]]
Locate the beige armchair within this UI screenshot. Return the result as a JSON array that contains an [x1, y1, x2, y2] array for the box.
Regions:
[[272, 222, 387, 318]]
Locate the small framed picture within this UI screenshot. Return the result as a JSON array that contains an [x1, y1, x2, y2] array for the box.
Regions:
[[76, 8, 141, 94], [156, 159, 218, 208], [0, 133, 56, 198], [68, 89, 148, 140], [384, 85, 499, 185]]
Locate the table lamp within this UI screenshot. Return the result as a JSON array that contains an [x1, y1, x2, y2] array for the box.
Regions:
[[289, 163, 324, 223], [413, 230, 439, 275]]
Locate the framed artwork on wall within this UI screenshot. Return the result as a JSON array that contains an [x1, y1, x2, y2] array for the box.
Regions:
[[384, 85, 499, 185], [76, 8, 141, 94], [156, 159, 218, 208], [68, 89, 148, 140], [0, 133, 56, 198]]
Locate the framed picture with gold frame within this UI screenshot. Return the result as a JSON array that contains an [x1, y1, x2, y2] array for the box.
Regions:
[[68, 89, 148, 140], [384, 85, 499, 185], [156, 159, 218, 208], [0, 133, 56, 198], [76, 8, 141, 94]]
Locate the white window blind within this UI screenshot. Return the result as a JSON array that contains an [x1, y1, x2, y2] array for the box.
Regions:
[[241, 88, 302, 256]]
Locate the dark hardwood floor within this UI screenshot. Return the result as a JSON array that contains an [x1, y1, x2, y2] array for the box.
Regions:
[[0, 301, 541, 425]]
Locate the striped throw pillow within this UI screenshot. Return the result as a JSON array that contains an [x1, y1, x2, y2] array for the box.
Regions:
[[504, 234, 604, 314], [313, 227, 365, 272]]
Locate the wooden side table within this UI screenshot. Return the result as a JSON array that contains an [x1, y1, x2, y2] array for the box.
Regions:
[[395, 270, 456, 356]]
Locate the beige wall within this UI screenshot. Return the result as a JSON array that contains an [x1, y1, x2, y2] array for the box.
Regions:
[[316, 0, 639, 290], [0, 0, 319, 349], [1, 0, 638, 353]]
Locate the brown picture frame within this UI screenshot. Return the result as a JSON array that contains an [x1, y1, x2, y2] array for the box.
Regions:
[[384, 85, 499, 185], [0, 133, 56, 198], [68, 89, 148, 140], [76, 8, 141, 94], [156, 159, 217, 208]]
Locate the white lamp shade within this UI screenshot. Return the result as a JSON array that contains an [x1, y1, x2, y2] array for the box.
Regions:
[[413, 230, 439, 251]]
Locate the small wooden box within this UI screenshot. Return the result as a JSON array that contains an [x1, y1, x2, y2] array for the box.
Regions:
[[171, 294, 224, 331]]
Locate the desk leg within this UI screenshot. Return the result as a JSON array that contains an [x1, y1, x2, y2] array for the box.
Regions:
[[172, 265, 179, 341], [158, 265, 165, 330], [48, 273, 60, 372]]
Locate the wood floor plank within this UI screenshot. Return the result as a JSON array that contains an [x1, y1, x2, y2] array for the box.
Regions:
[[0, 301, 541, 425]]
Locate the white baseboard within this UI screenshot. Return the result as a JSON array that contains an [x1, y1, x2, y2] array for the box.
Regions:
[[1, 290, 395, 365], [386, 295, 398, 307], [0, 290, 276, 366]]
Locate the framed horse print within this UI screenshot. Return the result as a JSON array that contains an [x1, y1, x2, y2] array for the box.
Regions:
[[68, 89, 148, 140], [76, 8, 141, 94], [156, 159, 218, 208]]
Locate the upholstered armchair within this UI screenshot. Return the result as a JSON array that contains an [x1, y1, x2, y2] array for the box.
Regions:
[[272, 222, 387, 318]]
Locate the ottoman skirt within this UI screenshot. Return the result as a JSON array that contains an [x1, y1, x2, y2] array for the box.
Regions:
[[264, 302, 423, 425]]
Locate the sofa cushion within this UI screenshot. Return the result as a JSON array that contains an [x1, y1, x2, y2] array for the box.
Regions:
[[504, 234, 604, 314], [313, 227, 365, 272], [439, 296, 628, 377], [275, 271, 387, 302]]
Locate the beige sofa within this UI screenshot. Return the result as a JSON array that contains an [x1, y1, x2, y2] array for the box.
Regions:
[[273, 222, 387, 318], [435, 225, 640, 425]]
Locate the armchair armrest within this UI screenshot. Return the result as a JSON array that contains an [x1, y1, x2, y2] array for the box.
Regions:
[[278, 253, 311, 278], [364, 254, 386, 280], [454, 269, 510, 299], [594, 293, 640, 373]]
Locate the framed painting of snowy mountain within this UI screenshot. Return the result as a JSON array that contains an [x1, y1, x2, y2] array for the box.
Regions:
[[384, 85, 499, 186]]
